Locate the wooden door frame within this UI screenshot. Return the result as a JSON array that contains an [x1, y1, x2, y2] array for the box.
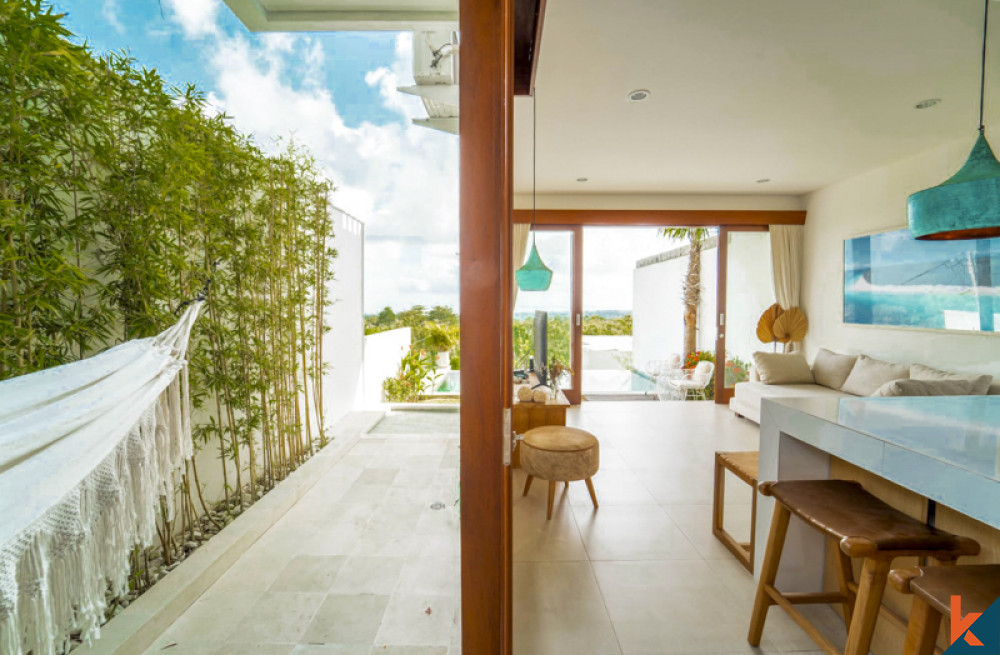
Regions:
[[459, 0, 514, 652], [530, 224, 583, 404], [513, 208, 805, 227], [714, 225, 770, 404]]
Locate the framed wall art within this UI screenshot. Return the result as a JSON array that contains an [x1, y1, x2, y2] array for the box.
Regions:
[[844, 228, 999, 333]]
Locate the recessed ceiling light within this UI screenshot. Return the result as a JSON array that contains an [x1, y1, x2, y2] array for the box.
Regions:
[[756, 178, 771, 184], [626, 89, 650, 102], [915, 98, 941, 109], [576, 177, 589, 182]]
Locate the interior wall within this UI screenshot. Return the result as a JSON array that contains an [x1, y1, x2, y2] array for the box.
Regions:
[[801, 137, 1000, 376]]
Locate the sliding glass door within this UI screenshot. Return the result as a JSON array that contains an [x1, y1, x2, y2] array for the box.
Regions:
[[715, 228, 775, 403], [513, 227, 582, 404]]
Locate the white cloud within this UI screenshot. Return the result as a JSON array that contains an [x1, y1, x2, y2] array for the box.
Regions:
[[164, 0, 219, 38], [102, 0, 124, 34], [184, 20, 458, 311]]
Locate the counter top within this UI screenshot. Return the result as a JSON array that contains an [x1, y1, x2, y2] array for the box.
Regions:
[[762, 395, 1000, 528]]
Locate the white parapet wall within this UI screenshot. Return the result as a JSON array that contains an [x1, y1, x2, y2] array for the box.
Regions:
[[363, 327, 412, 406], [632, 233, 773, 373], [632, 241, 718, 371], [323, 208, 367, 425]]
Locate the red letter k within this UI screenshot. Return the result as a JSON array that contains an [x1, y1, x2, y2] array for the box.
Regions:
[[951, 595, 984, 646]]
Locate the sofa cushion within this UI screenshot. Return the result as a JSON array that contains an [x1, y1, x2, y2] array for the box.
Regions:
[[909, 363, 993, 396], [811, 348, 858, 390], [873, 379, 973, 397], [752, 352, 814, 385], [841, 355, 910, 396]]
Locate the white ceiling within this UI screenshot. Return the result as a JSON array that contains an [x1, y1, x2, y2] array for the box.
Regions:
[[514, 0, 1000, 196]]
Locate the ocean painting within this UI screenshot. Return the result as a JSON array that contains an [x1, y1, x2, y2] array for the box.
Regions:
[[844, 228, 1000, 332]]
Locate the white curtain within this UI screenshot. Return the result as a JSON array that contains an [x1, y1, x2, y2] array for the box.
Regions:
[[770, 225, 804, 310], [0, 304, 201, 655], [770, 224, 805, 351], [511, 223, 532, 308]]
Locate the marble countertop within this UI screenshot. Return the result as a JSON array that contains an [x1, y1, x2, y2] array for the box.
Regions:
[[762, 395, 1000, 527]]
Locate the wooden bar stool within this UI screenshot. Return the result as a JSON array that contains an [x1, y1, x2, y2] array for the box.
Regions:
[[748, 480, 980, 655], [713, 451, 758, 572], [890, 564, 1000, 655]]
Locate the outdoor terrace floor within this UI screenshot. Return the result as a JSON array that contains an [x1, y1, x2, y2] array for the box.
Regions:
[[139, 402, 842, 655], [145, 411, 461, 655]]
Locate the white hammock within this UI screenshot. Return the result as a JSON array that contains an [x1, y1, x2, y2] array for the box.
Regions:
[[0, 304, 202, 655]]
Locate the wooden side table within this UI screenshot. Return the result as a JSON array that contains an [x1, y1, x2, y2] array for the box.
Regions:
[[512, 378, 569, 468]]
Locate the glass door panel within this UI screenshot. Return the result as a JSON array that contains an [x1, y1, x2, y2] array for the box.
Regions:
[[513, 229, 578, 401], [716, 230, 774, 403]]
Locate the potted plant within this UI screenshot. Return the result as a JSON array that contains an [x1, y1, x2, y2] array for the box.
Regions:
[[423, 322, 458, 370]]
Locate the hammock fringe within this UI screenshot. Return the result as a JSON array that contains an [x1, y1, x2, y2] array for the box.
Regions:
[[0, 306, 200, 655]]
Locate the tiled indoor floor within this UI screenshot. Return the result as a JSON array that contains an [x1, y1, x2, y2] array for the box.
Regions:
[[146, 416, 461, 655], [146, 402, 842, 655], [513, 400, 845, 655]]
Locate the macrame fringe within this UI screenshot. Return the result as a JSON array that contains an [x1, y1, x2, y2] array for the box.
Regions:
[[0, 374, 192, 655]]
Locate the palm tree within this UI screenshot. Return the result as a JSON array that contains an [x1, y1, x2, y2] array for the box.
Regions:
[[660, 228, 711, 358]]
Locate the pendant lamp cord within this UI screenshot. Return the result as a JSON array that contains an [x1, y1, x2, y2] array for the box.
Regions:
[[980, 0, 989, 132], [532, 89, 538, 246]]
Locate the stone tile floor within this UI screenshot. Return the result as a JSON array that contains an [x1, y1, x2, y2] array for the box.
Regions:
[[146, 412, 460, 655], [148, 403, 844, 655], [512, 400, 844, 655]]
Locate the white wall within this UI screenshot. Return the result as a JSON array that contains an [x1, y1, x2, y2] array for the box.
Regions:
[[632, 246, 717, 369], [323, 208, 366, 424], [802, 137, 1000, 376], [363, 327, 412, 406]]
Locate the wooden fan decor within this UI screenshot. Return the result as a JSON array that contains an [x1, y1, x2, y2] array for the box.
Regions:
[[756, 303, 808, 350], [755, 303, 783, 343], [773, 307, 808, 342]]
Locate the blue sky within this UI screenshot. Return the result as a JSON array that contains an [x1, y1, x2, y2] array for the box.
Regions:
[[48, 1, 667, 314], [56, 1, 401, 128], [51, 0, 461, 314]]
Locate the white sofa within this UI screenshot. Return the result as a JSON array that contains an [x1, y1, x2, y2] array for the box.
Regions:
[[729, 381, 848, 423], [730, 353, 999, 424]]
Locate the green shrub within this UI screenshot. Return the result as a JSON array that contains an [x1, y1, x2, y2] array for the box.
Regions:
[[383, 347, 438, 402]]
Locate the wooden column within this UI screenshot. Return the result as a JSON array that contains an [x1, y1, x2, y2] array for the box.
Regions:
[[459, 0, 514, 653]]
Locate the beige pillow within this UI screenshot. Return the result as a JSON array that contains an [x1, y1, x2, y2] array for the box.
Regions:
[[840, 355, 909, 396], [811, 348, 858, 390], [752, 352, 815, 385], [873, 379, 973, 397], [910, 363, 993, 396]]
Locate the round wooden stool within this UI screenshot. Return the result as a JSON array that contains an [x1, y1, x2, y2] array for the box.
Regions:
[[890, 564, 1000, 654], [520, 426, 599, 520], [748, 480, 980, 655]]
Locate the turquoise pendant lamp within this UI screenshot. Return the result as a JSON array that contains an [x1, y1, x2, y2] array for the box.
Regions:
[[516, 91, 553, 291], [516, 236, 553, 291], [908, 0, 1000, 241]]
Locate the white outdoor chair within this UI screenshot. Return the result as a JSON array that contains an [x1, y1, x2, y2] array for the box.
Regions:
[[646, 355, 683, 400], [666, 360, 715, 400]]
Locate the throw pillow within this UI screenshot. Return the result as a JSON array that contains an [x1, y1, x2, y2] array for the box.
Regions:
[[811, 348, 858, 390], [840, 355, 909, 396], [909, 363, 993, 396], [752, 352, 815, 385], [872, 379, 973, 397]]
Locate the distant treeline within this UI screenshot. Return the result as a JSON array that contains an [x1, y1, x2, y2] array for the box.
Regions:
[[365, 305, 632, 371]]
